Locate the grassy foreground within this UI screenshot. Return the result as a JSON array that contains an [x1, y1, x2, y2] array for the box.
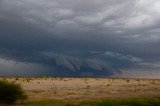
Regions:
[[23, 98, 160, 106], [1, 77, 160, 106]]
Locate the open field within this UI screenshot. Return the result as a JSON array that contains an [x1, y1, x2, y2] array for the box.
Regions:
[[0, 77, 160, 105]]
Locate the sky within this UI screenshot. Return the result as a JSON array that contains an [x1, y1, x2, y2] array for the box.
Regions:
[[0, 0, 160, 78]]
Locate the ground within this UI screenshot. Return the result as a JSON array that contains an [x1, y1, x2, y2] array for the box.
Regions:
[[0, 77, 160, 105]]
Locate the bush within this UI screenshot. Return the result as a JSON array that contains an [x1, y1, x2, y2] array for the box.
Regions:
[[0, 80, 27, 104]]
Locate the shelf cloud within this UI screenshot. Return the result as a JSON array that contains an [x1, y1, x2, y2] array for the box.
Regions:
[[0, 0, 160, 77]]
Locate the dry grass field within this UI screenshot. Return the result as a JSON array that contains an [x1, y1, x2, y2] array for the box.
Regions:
[[0, 77, 160, 106]]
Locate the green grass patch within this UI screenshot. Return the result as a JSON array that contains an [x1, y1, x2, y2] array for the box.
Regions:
[[23, 100, 77, 106], [22, 98, 160, 106], [92, 99, 160, 106]]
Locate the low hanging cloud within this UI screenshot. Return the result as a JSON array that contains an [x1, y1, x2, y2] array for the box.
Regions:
[[0, 49, 144, 77], [0, 0, 160, 77], [0, 58, 53, 76]]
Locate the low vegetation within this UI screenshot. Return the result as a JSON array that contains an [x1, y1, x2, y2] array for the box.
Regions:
[[0, 80, 27, 104], [0, 77, 159, 106], [23, 98, 160, 106]]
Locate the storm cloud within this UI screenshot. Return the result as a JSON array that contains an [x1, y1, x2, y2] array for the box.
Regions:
[[0, 0, 160, 78]]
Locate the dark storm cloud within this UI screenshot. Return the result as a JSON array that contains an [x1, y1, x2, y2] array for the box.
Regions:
[[0, 0, 160, 77]]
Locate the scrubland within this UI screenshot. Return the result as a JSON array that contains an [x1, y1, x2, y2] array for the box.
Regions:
[[0, 77, 160, 106]]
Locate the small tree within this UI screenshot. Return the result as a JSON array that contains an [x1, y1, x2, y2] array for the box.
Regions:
[[0, 80, 27, 104]]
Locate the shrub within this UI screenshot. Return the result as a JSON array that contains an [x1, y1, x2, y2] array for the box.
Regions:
[[0, 80, 27, 104]]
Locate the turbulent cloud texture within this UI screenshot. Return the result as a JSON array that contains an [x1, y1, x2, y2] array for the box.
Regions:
[[0, 0, 160, 78]]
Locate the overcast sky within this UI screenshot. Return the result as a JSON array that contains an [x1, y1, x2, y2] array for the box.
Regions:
[[0, 0, 160, 78]]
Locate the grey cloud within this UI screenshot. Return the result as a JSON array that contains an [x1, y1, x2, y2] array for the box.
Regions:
[[1, 0, 160, 42], [0, 48, 140, 77], [0, 58, 53, 76], [0, 0, 160, 77], [104, 51, 142, 62]]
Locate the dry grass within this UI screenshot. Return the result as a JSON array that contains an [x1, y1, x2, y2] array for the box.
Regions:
[[0, 77, 160, 102]]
